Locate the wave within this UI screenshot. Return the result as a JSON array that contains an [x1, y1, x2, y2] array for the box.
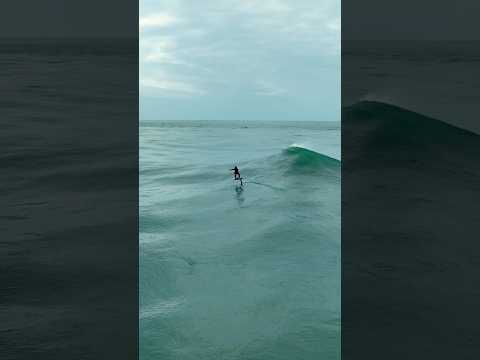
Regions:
[[342, 101, 480, 168], [343, 101, 478, 142], [236, 145, 340, 186], [279, 145, 340, 174], [284, 144, 340, 162]]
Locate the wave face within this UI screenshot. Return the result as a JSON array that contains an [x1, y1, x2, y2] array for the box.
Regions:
[[344, 101, 478, 142], [140, 121, 340, 360], [281, 145, 340, 174], [343, 101, 480, 165]]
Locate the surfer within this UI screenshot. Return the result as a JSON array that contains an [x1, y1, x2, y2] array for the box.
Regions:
[[230, 166, 244, 186], [230, 166, 241, 180]]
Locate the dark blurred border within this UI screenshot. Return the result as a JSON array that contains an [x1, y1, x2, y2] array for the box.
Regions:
[[1, 2, 138, 360], [342, 1, 480, 359]]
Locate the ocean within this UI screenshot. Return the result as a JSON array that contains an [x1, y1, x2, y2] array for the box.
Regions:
[[342, 100, 480, 359], [3, 37, 479, 359], [140, 121, 341, 359], [1, 39, 138, 359]]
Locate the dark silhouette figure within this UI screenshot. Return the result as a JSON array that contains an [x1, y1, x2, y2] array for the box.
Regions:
[[231, 166, 241, 179], [230, 166, 243, 185]]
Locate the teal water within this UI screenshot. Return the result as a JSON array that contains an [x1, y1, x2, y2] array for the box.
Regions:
[[140, 121, 340, 360]]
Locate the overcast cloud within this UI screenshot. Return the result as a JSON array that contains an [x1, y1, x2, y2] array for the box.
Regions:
[[140, 0, 340, 121]]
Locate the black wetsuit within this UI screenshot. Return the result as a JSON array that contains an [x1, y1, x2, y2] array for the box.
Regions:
[[231, 166, 241, 180]]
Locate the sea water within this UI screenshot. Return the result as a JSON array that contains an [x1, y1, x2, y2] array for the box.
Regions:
[[140, 121, 340, 360]]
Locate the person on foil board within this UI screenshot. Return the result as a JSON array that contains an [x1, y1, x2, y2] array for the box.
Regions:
[[230, 166, 243, 186]]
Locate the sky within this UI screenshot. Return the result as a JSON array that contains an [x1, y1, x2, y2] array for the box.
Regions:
[[140, 0, 340, 121]]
